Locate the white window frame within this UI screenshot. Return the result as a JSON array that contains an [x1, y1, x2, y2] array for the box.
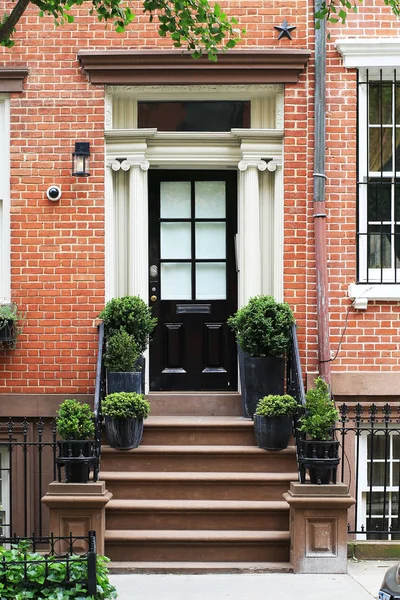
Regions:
[[357, 427, 400, 540], [0, 96, 11, 303]]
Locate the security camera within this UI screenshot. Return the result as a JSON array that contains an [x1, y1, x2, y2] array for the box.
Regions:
[[46, 186, 62, 201]]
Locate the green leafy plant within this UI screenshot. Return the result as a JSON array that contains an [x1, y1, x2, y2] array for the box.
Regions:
[[299, 377, 339, 441], [0, 542, 117, 599], [102, 391, 151, 419], [99, 295, 157, 355], [227, 295, 295, 357], [56, 399, 95, 440], [255, 394, 298, 417], [104, 330, 140, 372], [0, 304, 23, 350]]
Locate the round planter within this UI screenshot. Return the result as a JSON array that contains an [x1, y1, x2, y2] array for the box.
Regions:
[[107, 371, 142, 394], [254, 414, 293, 450], [238, 350, 285, 419], [59, 441, 92, 484], [298, 439, 340, 485], [105, 416, 144, 450]]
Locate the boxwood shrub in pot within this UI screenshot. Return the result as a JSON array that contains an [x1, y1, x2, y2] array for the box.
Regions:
[[99, 295, 157, 394], [228, 295, 295, 419], [254, 394, 298, 451], [56, 399, 95, 483], [102, 391, 151, 450], [298, 377, 340, 484]]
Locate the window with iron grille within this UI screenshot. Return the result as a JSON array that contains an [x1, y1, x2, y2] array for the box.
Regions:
[[357, 69, 400, 283]]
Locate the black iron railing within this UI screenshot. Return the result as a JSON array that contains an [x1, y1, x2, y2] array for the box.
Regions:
[[0, 531, 97, 596], [336, 403, 400, 539], [286, 324, 306, 408], [93, 322, 106, 481]]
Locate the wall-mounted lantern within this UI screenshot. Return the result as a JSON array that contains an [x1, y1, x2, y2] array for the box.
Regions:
[[72, 142, 90, 177]]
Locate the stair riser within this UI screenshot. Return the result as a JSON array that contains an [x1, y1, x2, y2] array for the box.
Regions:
[[101, 454, 296, 473], [141, 427, 257, 446], [106, 510, 289, 531], [104, 481, 292, 501], [146, 395, 242, 417], [105, 542, 290, 562]]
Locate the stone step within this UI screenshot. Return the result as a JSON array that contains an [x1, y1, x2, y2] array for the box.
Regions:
[[105, 530, 290, 562], [108, 561, 293, 574], [146, 393, 242, 416], [106, 499, 289, 530], [101, 471, 297, 501], [141, 416, 256, 446], [101, 445, 297, 472]]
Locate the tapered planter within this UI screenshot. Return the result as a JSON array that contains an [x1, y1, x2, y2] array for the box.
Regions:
[[59, 441, 93, 484], [254, 414, 293, 450], [298, 439, 340, 485], [238, 347, 285, 419], [107, 357, 145, 394], [105, 416, 144, 450]]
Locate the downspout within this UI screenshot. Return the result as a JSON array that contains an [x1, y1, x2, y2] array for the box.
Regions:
[[313, 0, 331, 385]]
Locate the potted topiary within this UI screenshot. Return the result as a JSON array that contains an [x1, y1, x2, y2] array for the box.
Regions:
[[0, 304, 22, 349], [297, 377, 340, 485], [99, 296, 157, 394], [56, 399, 96, 483], [254, 394, 298, 451], [104, 330, 142, 394], [228, 295, 295, 419], [102, 391, 151, 450]]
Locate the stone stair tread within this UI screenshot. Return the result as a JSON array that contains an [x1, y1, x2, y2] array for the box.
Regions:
[[105, 529, 290, 542], [108, 561, 293, 574], [101, 444, 296, 455], [101, 471, 298, 482], [107, 499, 289, 511], [144, 416, 253, 427]]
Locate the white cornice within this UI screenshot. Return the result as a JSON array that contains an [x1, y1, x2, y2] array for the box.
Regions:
[[335, 38, 400, 68]]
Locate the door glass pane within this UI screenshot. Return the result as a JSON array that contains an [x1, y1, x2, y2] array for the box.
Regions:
[[196, 263, 226, 300], [196, 223, 226, 259], [161, 222, 191, 259], [161, 263, 192, 300], [160, 182, 191, 218], [195, 182, 226, 218]]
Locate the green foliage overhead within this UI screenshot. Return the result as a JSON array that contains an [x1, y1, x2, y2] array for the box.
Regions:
[[227, 295, 295, 358], [56, 398, 95, 440], [255, 394, 298, 417], [0, 541, 117, 599], [99, 295, 157, 356], [0, 0, 244, 58], [104, 330, 140, 373], [315, 0, 400, 27], [299, 376, 338, 441], [102, 391, 151, 419]]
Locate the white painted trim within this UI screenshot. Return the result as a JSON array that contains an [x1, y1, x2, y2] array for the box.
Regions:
[[335, 38, 400, 68], [348, 283, 400, 306], [0, 96, 10, 303]]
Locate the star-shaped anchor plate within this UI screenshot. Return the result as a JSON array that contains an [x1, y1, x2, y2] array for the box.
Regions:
[[274, 18, 296, 40]]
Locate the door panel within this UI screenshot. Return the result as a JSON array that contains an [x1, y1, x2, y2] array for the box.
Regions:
[[149, 170, 238, 391]]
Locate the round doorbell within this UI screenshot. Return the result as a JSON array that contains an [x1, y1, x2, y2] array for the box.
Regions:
[[46, 186, 62, 201]]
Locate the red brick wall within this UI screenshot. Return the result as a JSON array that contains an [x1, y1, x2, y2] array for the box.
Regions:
[[0, 0, 399, 394]]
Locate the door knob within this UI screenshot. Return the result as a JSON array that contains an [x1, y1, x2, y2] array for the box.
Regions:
[[150, 295, 157, 302]]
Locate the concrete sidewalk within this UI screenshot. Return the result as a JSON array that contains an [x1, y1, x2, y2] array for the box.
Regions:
[[109, 560, 397, 600]]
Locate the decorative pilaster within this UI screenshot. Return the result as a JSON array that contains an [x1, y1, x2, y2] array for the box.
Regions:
[[271, 159, 284, 302], [238, 159, 267, 304], [105, 162, 117, 300]]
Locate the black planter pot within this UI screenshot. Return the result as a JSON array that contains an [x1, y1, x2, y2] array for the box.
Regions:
[[254, 414, 293, 451], [59, 441, 93, 483], [105, 416, 144, 450], [107, 357, 145, 394], [238, 347, 285, 419], [0, 320, 16, 344], [298, 438, 340, 485]]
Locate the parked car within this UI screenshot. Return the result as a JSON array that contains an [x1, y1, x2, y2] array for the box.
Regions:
[[379, 564, 400, 600]]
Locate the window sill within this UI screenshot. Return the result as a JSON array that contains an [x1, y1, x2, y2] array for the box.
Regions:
[[348, 283, 400, 309]]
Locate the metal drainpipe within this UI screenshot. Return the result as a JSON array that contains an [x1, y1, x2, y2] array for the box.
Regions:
[[313, 0, 331, 385]]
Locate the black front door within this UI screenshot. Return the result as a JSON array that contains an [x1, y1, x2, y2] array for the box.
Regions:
[[149, 170, 238, 391]]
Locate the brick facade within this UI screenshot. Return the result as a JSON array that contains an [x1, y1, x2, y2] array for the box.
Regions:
[[0, 0, 399, 398]]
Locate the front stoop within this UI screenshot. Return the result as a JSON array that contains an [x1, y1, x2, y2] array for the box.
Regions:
[[101, 404, 298, 573]]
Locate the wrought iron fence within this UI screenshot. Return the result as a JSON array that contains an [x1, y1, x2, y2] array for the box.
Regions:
[[0, 531, 96, 596], [336, 403, 400, 539]]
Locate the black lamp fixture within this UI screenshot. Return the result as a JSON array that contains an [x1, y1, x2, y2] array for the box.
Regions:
[[72, 142, 90, 177]]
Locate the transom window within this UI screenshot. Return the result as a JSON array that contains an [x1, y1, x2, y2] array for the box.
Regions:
[[358, 69, 400, 283]]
